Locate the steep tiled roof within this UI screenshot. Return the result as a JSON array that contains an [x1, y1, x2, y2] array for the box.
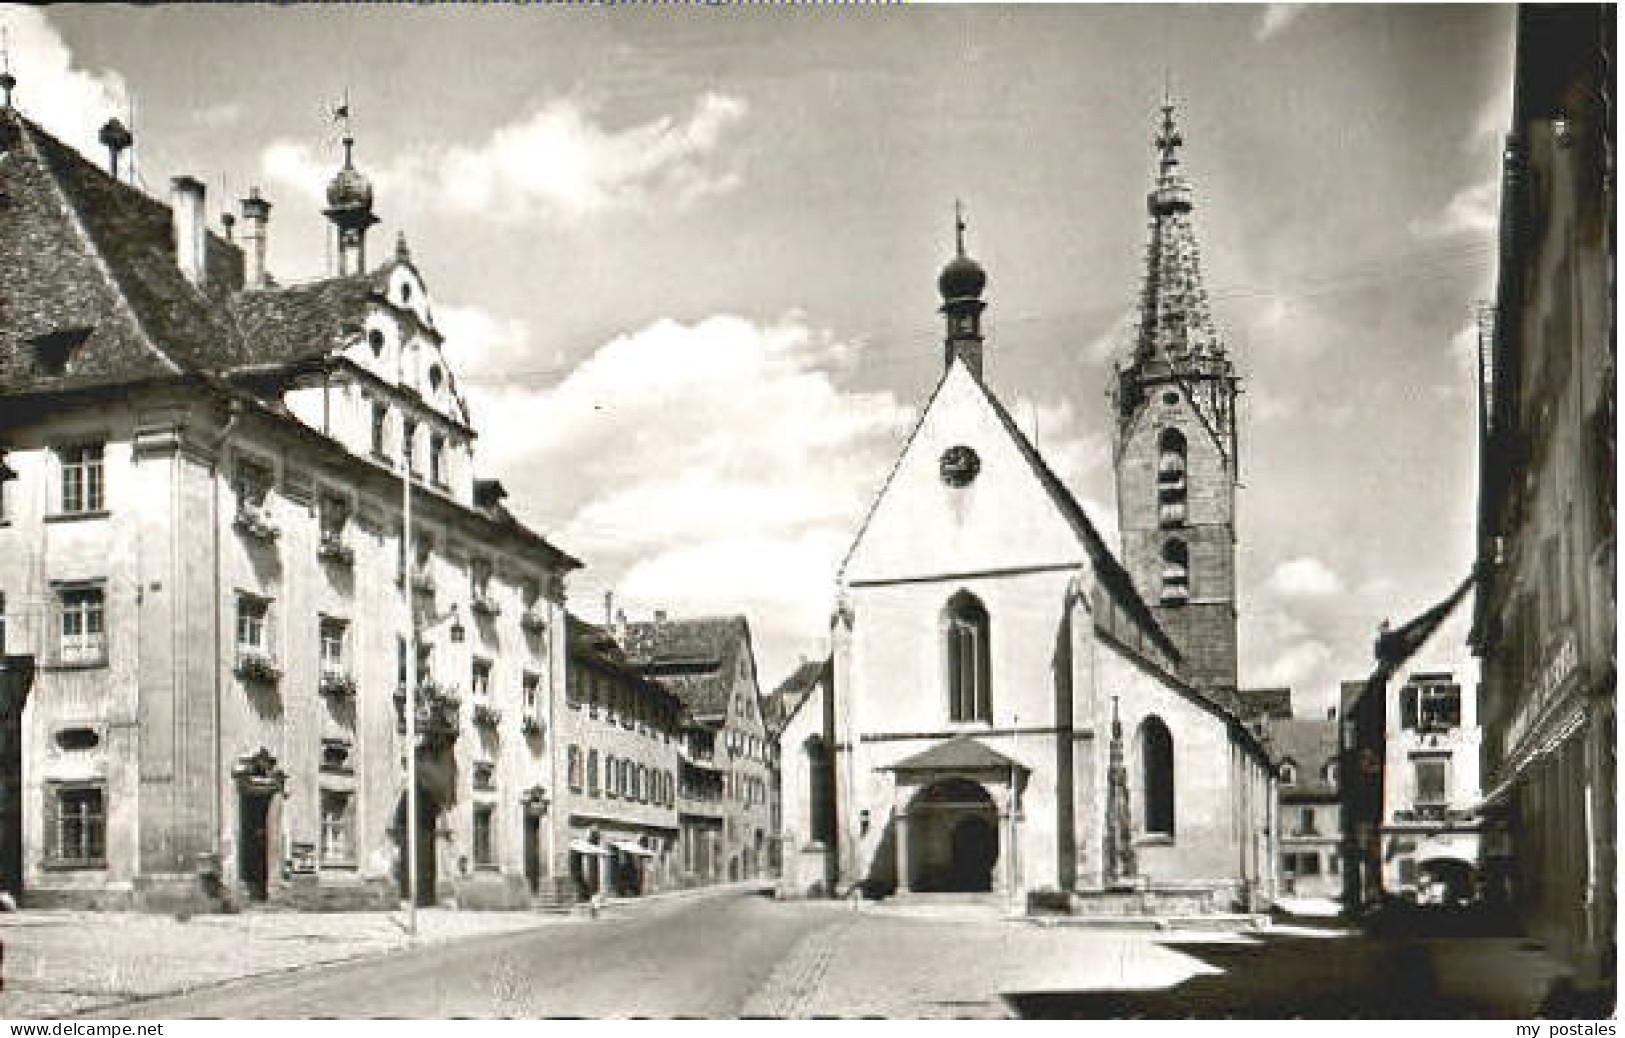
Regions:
[[621, 616, 754, 720], [1236, 687, 1294, 723], [1266, 717, 1341, 797], [0, 106, 254, 396], [764, 657, 828, 735], [227, 274, 380, 370]]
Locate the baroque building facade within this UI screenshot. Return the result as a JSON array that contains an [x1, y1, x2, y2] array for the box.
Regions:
[[824, 108, 1276, 912], [0, 95, 576, 910]]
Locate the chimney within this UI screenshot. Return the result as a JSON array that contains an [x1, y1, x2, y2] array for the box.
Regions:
[[654, 609, 668, 624], [98, 118, 132, 181], [239, 188, 272, 289], [603, 591, 614, 629], [170, 176, 207, 287]]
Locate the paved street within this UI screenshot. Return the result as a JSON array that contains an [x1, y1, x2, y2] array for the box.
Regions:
[[97, 889, 847, 1019], [27, 892, 1575, 1019]]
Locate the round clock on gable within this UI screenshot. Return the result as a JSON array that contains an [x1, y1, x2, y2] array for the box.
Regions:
[[939, 445, 981, 487]]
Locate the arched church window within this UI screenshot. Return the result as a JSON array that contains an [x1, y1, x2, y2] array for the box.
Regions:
[[1160, 540, 1190, 604], [943, 591, 991, 723], [1140, 716, 1175, 837], [1158, 428, 1187, 527]]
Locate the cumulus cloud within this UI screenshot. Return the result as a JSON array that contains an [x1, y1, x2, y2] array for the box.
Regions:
[[1255, 4, 1307, 41], [460, 312, 913, 680], [263, 92, 748, 221], [1410, 178, 1499, 239], [1266, 557, 1345, 597], [1259, 638, 1334, 687], [1, 8, 129, 156], [1083, 307, 1137, 365]]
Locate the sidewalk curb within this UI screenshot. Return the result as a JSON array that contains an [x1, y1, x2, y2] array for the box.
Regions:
[[72, 916, 570, 1018], [76, 883, 775, 1018]]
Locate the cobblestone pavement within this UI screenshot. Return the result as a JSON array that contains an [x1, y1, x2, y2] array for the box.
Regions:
[[0, 907, 584, 1017], [746, 907, 1579, 1019]]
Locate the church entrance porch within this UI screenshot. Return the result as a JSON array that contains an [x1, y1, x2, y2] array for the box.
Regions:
[[880, 735, 1028, 899], [906, 779, 1000, 892]]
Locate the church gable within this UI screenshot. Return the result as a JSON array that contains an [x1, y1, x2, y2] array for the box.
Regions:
[[841, 359, 1090, 584]]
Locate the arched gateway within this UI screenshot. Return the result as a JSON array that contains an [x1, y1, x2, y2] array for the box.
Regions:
[[881, 736, 1026, 897], [908, 778, 999, 892]]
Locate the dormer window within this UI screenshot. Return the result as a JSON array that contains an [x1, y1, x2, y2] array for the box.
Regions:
[[1280, 761, 1297, 785], [368, 329, 384, 357], [428, 364, 444, 392], [400, 282, 413, 304]]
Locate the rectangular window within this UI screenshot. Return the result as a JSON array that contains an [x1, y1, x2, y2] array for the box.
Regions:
[[403, 418, 418, 475], [587, 749, 600, 797], [522, 671, 540, 715], [320, 617, 347, 673], [320, 790, 353, 865], [471, 557, 492, 597], [1296, 808, 1317, 836], [371, 402, 389, 458], [430, 433, 446, 487], [567, 745, 582, 792], [472, 658, 492, 697], [59, 443, 105, 514], [235, 594, 269, 652], [397, 635, 408, 690], [1414, 759, 1448, 805], [1416, 683, 1461, 732], [234, 456, 273, 507], [51, 784, 106, 866], [319, 492, 349, 539], [473, 804, 495, 867], [59, 587, 106, 665], [1298, 853, 1321, 876]]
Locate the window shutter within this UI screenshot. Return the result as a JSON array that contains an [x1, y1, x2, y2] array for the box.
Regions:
[[43, 783, 60, 861]]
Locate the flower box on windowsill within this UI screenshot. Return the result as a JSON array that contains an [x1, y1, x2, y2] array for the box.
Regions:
[[319, 670, 358, 699], [520, 609, 547, 634], [521, 715, 544, 738], [395, 680, 461, 743], [235, 651, 282, 685], [234, 505, 280, 542], [471, 593, 501, 619], [473, 702, 503, 728], [317, 534, 355, 566]]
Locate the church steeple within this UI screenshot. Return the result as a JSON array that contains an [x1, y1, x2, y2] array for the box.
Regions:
[[938, 200, 988, 380], [1110, 100, 1241, 698]]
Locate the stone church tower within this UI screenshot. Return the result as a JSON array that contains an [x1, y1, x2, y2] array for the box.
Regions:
[[1112, 104, 1241, 696]]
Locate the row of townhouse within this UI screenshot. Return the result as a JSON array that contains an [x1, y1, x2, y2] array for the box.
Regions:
[[0, 91, 780, 910]]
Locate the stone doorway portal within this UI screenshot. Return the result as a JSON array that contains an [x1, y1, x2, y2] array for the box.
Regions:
[[908, 777, 999, 893]]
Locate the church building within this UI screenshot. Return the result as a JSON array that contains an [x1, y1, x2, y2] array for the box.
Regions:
[[826, 106, 1277, 912]]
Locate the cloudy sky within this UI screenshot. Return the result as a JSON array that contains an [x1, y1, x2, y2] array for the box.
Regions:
[[10, 4, 1511, 710]]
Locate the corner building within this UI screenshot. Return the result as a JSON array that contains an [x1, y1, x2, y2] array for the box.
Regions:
[[828, 108, 1276, 911], [0, 97, 576, 910]]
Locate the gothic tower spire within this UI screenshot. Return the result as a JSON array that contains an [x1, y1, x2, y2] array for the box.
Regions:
[[1111, 101, 1241, 697]]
